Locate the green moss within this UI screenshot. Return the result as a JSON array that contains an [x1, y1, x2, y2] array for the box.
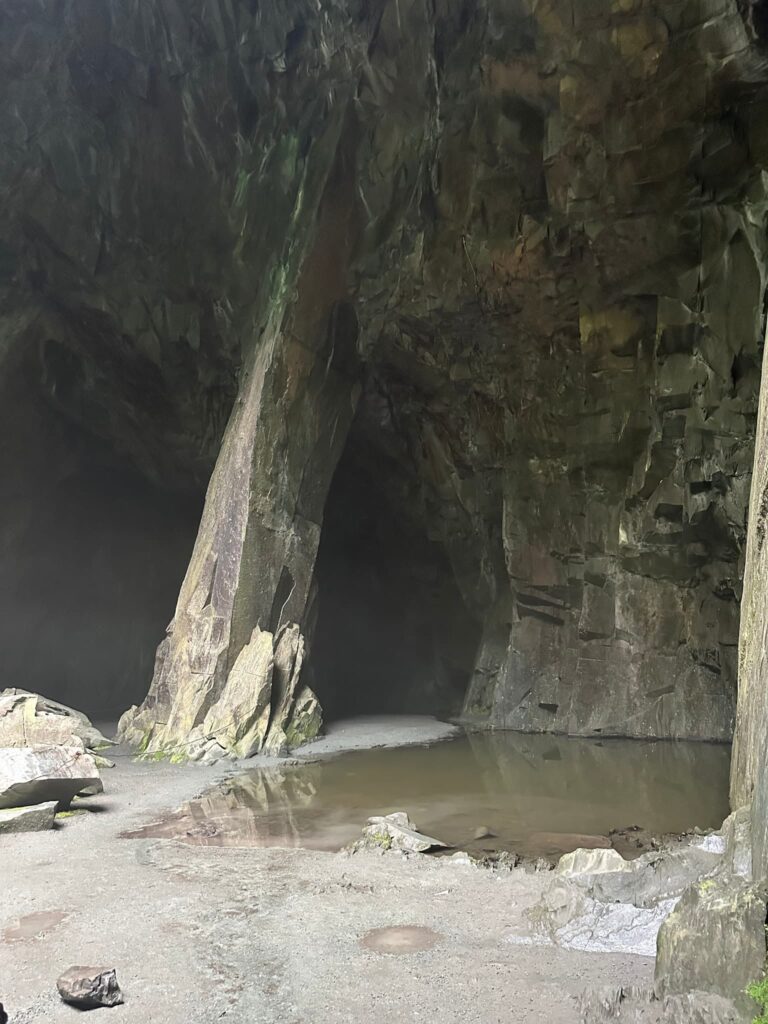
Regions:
[[136, 730, 152, 755], [137, 750, 168, 763], [55, 808, 87, 820], [699, 879, 717, 893], [747, 976, 768, 1023], [368, 830, 393, 850], [285, 703, 322, 749]]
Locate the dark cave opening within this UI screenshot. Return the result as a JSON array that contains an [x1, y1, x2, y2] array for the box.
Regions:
[[310, 416, 481, 724], [0, 360, 203, 720]]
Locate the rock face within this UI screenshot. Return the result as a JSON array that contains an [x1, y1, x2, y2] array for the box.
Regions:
[[2, 2, 768, 751], [732, 336, 768, 877], [655, 878, 767, 1020]]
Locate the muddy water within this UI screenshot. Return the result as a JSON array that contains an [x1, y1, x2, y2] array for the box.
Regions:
[[123, 732, 730, 859]]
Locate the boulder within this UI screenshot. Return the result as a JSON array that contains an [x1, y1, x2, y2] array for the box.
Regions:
[[556, 848, 633, 877], [0, 747, 102, 809], [525, 834, 735, 958], [56, 966, 124, 1008], [354, 812, 450, 854], [655, 877, 767, 1020], [0, 690, 114, 754], [0, 800, 57, 834]]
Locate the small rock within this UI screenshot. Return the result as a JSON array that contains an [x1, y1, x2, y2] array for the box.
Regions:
[[56, 966, 124, 1008], [354, 812, 450, 854], [0, 801, 57, 834], [472, 825, 497, 840]]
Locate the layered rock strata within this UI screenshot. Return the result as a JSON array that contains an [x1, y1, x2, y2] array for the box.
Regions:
[[2, 1, 768, 753]]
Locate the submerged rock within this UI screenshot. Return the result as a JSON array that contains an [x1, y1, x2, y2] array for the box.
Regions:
[[0, 747, 102, 810], [0, 800, 57, 834], [56, 967, 124, 1009], [353, 812, 450, 854], [0, 691, 114, 755]]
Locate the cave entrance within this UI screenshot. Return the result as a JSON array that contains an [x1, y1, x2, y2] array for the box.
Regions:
[[310, 413, 481, 725], [0, 356, 203, 722]]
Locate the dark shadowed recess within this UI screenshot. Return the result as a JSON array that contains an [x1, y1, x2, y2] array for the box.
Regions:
[[310, 406, 481, 723], [0, 355, 203, 718]]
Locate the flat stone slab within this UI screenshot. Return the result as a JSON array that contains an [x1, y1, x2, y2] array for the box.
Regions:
[[0, 800, 56, 833], [0, 747, 102, 810]]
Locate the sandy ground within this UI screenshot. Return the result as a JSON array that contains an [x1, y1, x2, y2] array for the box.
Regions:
[[1, 717, 653, 1023]]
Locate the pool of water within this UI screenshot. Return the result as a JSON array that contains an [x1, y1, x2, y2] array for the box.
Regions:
[[123, 731, 731, 859]]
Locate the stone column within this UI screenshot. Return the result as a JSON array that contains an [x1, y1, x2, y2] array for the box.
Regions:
[[119, 131, 362, 762]]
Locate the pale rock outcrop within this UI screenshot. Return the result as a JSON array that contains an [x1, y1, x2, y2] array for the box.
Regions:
[[0, 747, 102, 810], [0, 690, 113, 755], [352, 812, 450, 855]]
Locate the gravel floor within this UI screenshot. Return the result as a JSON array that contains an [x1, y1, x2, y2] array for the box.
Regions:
[[0, 718, 653, 1023]]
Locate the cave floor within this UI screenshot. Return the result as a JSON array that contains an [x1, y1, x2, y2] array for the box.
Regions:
[[2, 722, 654, 1023]]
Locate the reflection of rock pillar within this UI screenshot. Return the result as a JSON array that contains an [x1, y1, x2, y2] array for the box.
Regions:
[[119, 137, 362, 762]]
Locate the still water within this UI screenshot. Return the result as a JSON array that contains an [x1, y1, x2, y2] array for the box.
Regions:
[[123, 732, 731, 858]]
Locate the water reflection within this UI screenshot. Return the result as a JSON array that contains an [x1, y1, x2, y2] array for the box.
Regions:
[[122, 732, 730, 858]]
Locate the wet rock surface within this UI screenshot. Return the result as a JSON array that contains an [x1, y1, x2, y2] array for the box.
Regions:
[[56, 966, 124, 1009], [360, 925, 441, 955]]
